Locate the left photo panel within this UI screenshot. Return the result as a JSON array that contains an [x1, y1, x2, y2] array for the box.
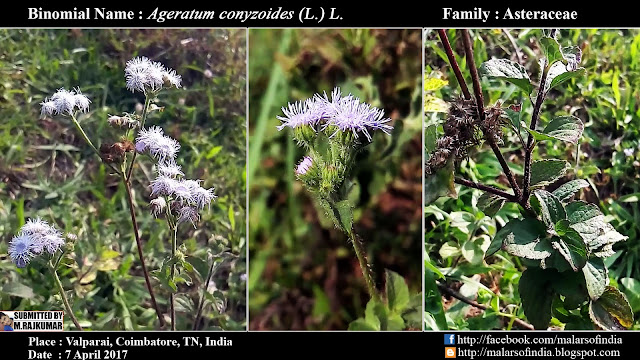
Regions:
[[0, 29, 246, 331]]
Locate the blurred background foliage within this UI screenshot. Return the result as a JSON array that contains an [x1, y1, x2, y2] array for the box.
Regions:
[[425, 29, 640, 330], [0, 29, 246, 330], [249, 29, 422, 330]]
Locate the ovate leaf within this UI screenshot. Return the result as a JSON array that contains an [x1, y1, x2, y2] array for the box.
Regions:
[[499, 219, 553, 260], [545, 61, 586, 92], [589, 287, 634, 330], [2, 282, 35, 298], [519, 268, 554, 329], [385, 270, 410, 312], [479, 58, 533, 94], [530, 159, 570, 188], [486, 218, 546, 257], [524, 116, 584, 144], [552, 220, 588, 271], [582, 258, 609, 300], [553, 179, 590, 203], [530, 190, 567, 229], [566, 201, 628, 255], [539, 37, 565, 66]]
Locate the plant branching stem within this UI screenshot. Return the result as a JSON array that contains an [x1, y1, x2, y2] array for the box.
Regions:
[[170, 225, 177, 331], [193, 253, 217, 331], [437, 283, 534, 330], [125, 96, 151, 181], [123, 176, 165, 328], [454, 177, 517, 202], [349, 231, 380, 302], [70, 115, 121, 175], [460, 30, 523, 200], [437, 29, 471, 99], [49, 262, 83, 331], [523, 63, 550, 202]]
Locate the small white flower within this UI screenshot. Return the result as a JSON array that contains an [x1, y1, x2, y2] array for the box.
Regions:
[[157, 162, 184, 178], [51, 88, 78, 115], [190, 185, 216, 210], [151, 175, 179, 197], [40, 98, 57, 118], [623, 148, 634, 157], [125, 56, 181, 94], [163, 69, 182, 88], [150, 197, 167, 218], [135, 126, 180, 162], [8, 234, 34, 268], [73, 87, 91, 113]]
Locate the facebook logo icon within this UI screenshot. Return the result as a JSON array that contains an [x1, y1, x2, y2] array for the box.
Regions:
[[445, 334, 455, 345]]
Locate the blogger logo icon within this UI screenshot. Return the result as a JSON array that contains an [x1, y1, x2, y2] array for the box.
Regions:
[[445, 347, 456, 358], [444, 334, 455, 345]]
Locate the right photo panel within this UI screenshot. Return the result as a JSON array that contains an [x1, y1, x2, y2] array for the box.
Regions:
[[425, 29, 638, 331], [248, 29, 423, 331]]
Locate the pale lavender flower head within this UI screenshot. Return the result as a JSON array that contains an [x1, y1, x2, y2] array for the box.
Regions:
[[276, 98, 324, 131], [125, 56, 181, 93], [135, 126, 180, 162], [323, 95, 393, 142], [190, 184, 217, 210], [177, 206, 200, 228], [170, 179, 198, 205], [8, 234, 35, 268], [295, 156, 313, 176], [157, 162, 184, 178], [150, 197, 167, 218], [151, 175, 179, 197], [43, 88, 91, 117], [624, 148, 634, 157], [19, 218, 64, 255]]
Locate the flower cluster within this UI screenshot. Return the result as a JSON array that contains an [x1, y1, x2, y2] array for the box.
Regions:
[[40, 87, 91, 118], [277, 87, 393, 142], [125, 57, 182, 94], [8, 218, 65, 268], [135, 126, 181, 163]]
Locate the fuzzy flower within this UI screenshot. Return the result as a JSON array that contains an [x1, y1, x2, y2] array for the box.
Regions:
[[135, 126, 180, 162], [190, 184, 217, 210], [150, 197, 167, 218], [322, 95, 393, 141], [107, 114, 139, 129], [19, 218, 65, 255], [41, 88, 91, 117], [295, 156, 313, 175], [8, 234, 35, 268], [177, 206, 200, 228], [624, 148, 635, 157], [151, 175, 179, 197], [125, 56, 181, 93], [157, 162, 184, 178], [276, 98, 324, 130]]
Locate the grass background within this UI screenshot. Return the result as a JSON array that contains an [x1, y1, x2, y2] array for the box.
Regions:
[[248, 29, 423, 330], [0, 29, 246, 330], [425, 29, 640, 330]]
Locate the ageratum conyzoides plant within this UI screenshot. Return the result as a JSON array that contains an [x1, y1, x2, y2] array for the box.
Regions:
[[277, 88, 421, 331], [8, 56, 224, 331], [426, 29, 633, 330]]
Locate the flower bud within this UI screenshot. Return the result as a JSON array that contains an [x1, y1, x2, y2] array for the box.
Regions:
[[150, 197, 167, 218]]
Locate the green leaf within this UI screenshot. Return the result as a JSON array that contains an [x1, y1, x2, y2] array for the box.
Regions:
[[424, 95, 449, 113], [553, 179, 590, 203], [519, 268, 554, 329], [335, 200, 353, 233], [479, 58, 533, 94], [485, 218, 550, 259], [401, 293, 423, 329], [531, 190, 567, 229], [348, 319, 378, 331], [424, 77, 449, 91], [2, 282, 35, 298], [582, 258, 609, 300], [620, 278, 640, 313], [540, 37, 565, 66], [363, 300, 382, 330], [530, 159, 570, 188], [385, 270, 410, 312], [525, 116, 584, 144], [477, 192, 506, 217], [550, 271, 589, 310], [490, 218, 551, 260], [552, 220, 588, 271], [425, 124, 437, 153], [424, 267, 447, 330], [425, 157, 457, 205], [566, 201, 628, 256], [545, 61, 586, 92], [589, 287, 634, 330]]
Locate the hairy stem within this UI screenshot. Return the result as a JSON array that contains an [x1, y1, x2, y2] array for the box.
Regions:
[[348, 231, 380, 302], [454, 177, 518, 202], [437, 29, 471, 99], [522, 63, 550, 202], [193, 253, 217, 331], [123, 176, 165, 328], [170, 225, 177, 331], [126, 95, 151, 181], [70, 114, 121, 175], [49, 262, 83, 331], [460, 29, 522, 200], [437, 283, 534, 330]]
